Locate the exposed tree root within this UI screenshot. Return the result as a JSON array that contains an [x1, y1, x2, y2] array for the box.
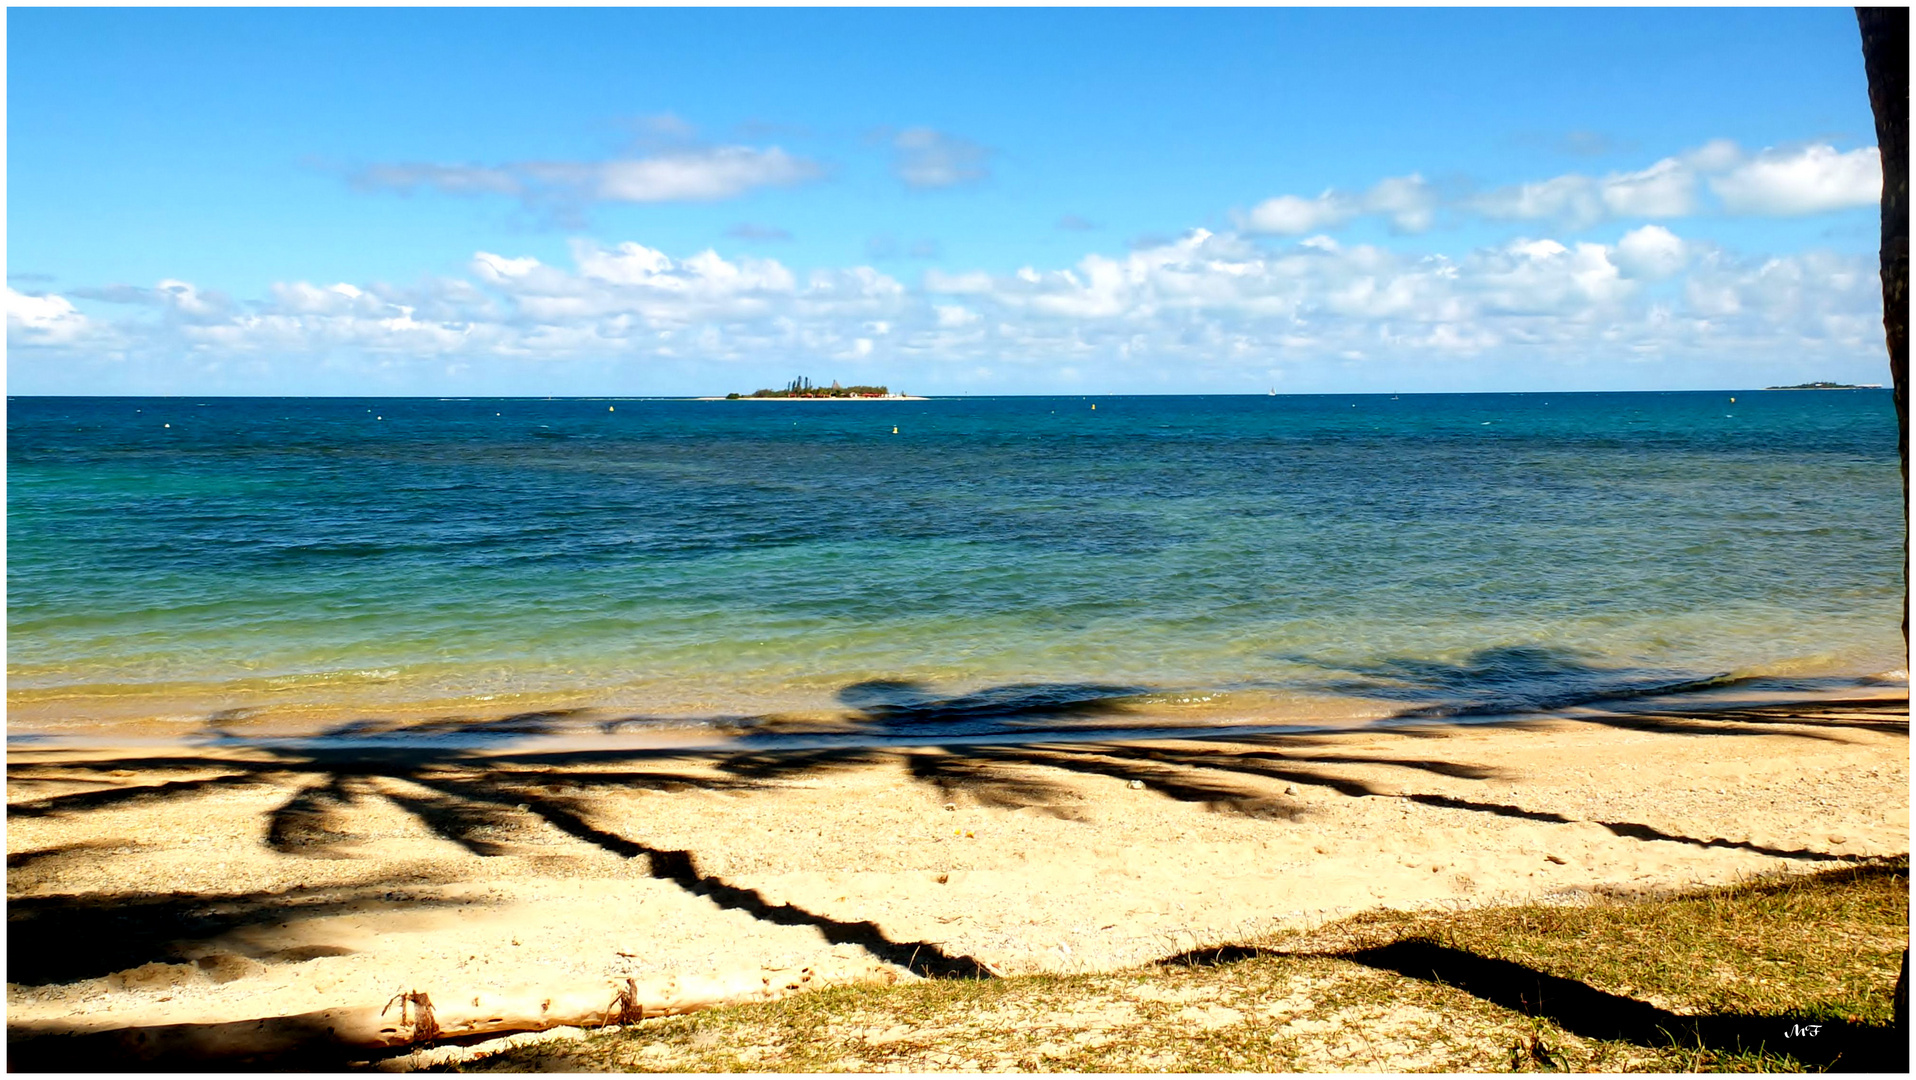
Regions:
[[7, 964, 904, 1070]]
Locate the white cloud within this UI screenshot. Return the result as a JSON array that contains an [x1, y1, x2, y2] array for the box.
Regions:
[[1471, 174, 1604, 227], [1613, 225, 1689, 280], [890, 128, 991, 189], [349, 145, 822, 209], [17, 227, 1881, 393], [6, 288, 94, 346], [934, 304, 980, 328], [154, 279, 231, 320], [1709, 144, 1882, 215], [1239, 191, 1358, 235], [1681, 138, 1743, 174], [1598, 157, 1696, 218], [472, 253, 546, 283], [1471, 238, 1632, 315], [1365, 174, 1439, 232], [1346, 139, 1876, 231], [589, 147, 820, 202], [270, 281, 378, 316], [470, 240, 812, 328], [1469, 158, 1699, 228]]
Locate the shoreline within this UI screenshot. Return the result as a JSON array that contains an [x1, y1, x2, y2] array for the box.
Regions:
[[9, 686, 1906, 1051], [6, 666, 1904, 745]]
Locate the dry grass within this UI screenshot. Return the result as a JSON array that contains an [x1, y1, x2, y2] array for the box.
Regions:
[[442, 860, 1907, 1073]]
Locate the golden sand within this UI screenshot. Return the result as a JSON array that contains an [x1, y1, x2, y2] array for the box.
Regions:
[[7, 692, 1906, 1046]]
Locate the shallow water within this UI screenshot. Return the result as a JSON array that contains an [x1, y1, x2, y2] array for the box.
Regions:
[[7, 391, 1905, 739]]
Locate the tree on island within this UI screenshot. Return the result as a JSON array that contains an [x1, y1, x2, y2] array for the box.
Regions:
[[731, 375, 892, 398]]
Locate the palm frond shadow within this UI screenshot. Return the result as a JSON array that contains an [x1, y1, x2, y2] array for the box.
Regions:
[[1288, 645, 1906, 738], [9, 665, 1900, 991], [6, 881, 467, 986]]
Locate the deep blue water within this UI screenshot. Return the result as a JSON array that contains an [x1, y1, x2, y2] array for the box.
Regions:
[[7, 392, 1905, 736]]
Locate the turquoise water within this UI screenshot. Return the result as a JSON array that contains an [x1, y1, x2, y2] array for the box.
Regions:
[[6, 392, 1905, 737]]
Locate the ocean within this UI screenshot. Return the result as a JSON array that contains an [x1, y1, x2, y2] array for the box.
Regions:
[[7, 391, 1905, 743]]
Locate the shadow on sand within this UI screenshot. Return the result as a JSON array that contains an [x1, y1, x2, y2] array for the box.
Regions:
[[6, 650, 1906, 1067]]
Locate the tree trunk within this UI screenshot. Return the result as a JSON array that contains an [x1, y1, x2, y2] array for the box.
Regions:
[[1857, 4, 1909, 1037], [1858, 6, 1908, 646]]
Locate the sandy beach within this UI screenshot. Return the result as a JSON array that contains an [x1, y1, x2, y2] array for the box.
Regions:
[[6, 685, 1907, 1063]]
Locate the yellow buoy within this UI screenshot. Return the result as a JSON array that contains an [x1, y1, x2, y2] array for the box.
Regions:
[[1091, 404, 1096, 410], [609, 406, 615, 411], [892, 426, 899, 434], [1728, 397, 1735, 403]]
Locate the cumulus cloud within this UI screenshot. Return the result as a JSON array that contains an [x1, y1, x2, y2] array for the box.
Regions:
[[1613, 225, 1689, 280], [934, 304, 981, 328], [1241, 174, 1438, 236], [16, 225, 1879, 392], [153, 279, 234, 321], [1246, 139, 1876, 237], [1365, 174, 1439, 232], [1469, 173, 1605, 228], [584, 147, 819, 202], [7, 288, 94, 346], [1709, 144, 1882, 215], [1597, 157, 1697, 218], [1471, 238, 1631, 315], [1471, 155, 1700, 228], [889, 127, 992, 189], [1239, 191, 1359, 236], [1681, 138, 1744, 174]]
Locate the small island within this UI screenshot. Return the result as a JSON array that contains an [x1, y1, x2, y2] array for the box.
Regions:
[[717, 376, 922, 399], [1765, 381, 1884, 390]]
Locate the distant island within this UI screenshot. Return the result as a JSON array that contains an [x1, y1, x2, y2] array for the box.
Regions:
[[1765, 381, 1884, 390], [715, 376, 923, 400]]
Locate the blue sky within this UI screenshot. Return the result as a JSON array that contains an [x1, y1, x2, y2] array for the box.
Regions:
[[6, 7, 1890, 395]]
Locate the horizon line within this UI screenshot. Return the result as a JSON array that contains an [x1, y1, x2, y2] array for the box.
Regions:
[[7, 386, 1888, 401]]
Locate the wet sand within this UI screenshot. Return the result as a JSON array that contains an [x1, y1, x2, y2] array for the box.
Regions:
[[7, 689, 1907, 1051]]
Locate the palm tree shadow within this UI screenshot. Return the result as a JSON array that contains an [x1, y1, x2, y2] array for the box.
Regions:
[[9, 665, 1897, 996], [1294, 645, 1732, 717], [1290, 644, 1904, 741], [1345, 938, 1904, 1071], [832, 679, 1148, 737], [1154, 936, 1903, 1071], [6, 880, 469, 986]]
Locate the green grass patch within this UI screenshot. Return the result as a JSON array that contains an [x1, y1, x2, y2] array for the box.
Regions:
[[444, 861, 1907, 1073]]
